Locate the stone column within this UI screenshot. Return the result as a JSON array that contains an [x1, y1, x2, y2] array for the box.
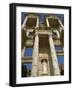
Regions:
[[46, 18, 50, 27], [21, 16, 28, 30], [21, 47, 25, 57], [49, 35, 60, 75], [47, 59, 50, 76], [38, 61, 42, 76], [58, 19, 64, 30], [36, 18, 39, 27], [31, 33, 39, 77]]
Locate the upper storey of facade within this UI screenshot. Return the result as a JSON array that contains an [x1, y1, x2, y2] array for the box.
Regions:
[[21, 14, 64, 50]]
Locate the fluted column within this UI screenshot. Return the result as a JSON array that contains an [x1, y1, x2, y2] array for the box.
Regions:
[[31, 33, 39, 77], [49, 35, 60, 75]]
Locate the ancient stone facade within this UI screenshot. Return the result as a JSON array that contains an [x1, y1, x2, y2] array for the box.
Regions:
[[21, 14, 64, 77]]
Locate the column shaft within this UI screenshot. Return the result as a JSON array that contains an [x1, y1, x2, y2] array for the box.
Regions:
[[36, 18, 39, 27], [21, 16, 28, 30], [58, 19, 64, 30], [21, 47, 25, 57], [47, 60, 50, 75], [49, 35, 60, 75], [46, 18, 50, 27], [31, 34, 39, 76]]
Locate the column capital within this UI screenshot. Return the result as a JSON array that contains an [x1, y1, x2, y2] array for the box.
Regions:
[[49, 33, 53, 37], [35, 31, 39, 36]]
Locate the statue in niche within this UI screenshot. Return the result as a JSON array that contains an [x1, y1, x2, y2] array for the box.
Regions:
[[41, 59, 48, 74]]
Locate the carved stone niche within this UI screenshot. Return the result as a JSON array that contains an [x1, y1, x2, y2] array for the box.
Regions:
[[39, 53, 49, 75], [41, 59, 48, 75]]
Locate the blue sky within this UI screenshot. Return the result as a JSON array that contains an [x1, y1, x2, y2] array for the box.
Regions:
[[57, 55, 64, 64], [24, 48, 33, 56]]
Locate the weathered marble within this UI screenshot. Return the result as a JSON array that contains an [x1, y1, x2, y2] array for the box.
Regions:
[[31, 34, 39, 76], [49, 35, 60, 75]]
